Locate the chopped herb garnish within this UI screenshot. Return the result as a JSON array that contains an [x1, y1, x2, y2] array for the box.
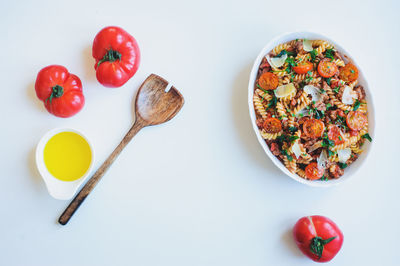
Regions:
[[266, 94, 277, 110], [350, 69, 355, 73], [320, 175, 328, 181], [288, 126, 298, 134], [338, 162, 348, 169], [321, 133, 335, 149], [320, 88, 325, 93], [362, 133, 372, 142], [326, 78, 332, 86], [333, 87, 340, 93], [281, 149, 293, 161], [285, 57, 297, 73], [327, 149, 335, 157], [309, 49, 317, 62], [276, 49, 296, 58], [353, 99, 361, 111], [326, 103, 332, 109], [325, 49, 334, 60]]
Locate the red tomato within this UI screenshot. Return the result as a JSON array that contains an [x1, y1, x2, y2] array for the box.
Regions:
[[303, 119, 325, 138], [258, 72, 279, 91], [263, 117, 282, 133], [339, 63, 359, 82], [305, 162, 324, 180], [317, 59, 338, 78], [293, 215, 344, 262], [346, 111, 367, 131], [92, 26, 140, 88], [293, 62, 313, 74], [327, 125, 344, 145], [35, 65, 84, 118]]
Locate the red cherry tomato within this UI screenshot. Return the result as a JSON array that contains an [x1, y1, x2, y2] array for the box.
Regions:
[[92, 26, 140, 88], [293, 61, 313, 74], [303, 119, 325, 138], [305, 162, 324, 180], [327, 125, 344, 145], [346, 111, 367, 131], [293, 215, 344, 262], [263, 117, 282, 133], [35, 65, 84, 118], [339, 63, 359, 82], [258, 72, 279, 91], [317, 59, 338, 78]]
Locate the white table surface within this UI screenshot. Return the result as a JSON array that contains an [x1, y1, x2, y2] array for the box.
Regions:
[[1, 0, 399, 265]]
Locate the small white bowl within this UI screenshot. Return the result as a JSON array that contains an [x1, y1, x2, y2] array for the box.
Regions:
[[35, 128, 95, 199], [248, 31, 375, 187]]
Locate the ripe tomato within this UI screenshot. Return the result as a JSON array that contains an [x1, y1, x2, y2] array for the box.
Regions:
[[305, 162, 324, 180], [327, 125, 344, 145], [293, 215, 344, 262], [303, 119, 325, 138], [258, 72, 279, 91], [317, 58, 338, 78], [92, 26, 140, 88], [293, 61, 313, 74], [339, 63, 358, 82], [263, 117, 282, 133], [346, 111, 367, 131], [35, 65, 84, 118]]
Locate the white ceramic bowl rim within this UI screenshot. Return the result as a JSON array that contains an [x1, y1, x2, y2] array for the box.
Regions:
[[248, 31, 375, 187], [35, 127, 95, 199]]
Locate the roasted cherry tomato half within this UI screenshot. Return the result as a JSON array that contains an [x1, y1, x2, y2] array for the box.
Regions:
[[327, 125, 344, 145], [317, 58, 338, 78], [303, 119, 325, 138], [339, 63, 359, 82], [293, 61, 313, 74], [346, 111, 367, 131], [263, 117, 282, 133], [305, 162, 325, 180], [258, 72, 279, 91]]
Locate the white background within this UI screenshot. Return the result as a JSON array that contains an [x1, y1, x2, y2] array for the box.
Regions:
[[1, 0, 399, 265]]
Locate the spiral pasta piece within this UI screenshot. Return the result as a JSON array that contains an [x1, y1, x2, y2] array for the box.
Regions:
[[333, 123, 368, 151], [293, 97, 311, 114], [293, 71, 318, 82], [260, 130, 282, 140], [350, 143, 363, 154], [296, 169, 306, 178], [272, 43, 290, 56], [255, 89, 273, 102], [276, 101, 288, 120], [325, 85, 352, 111], [333, 59, 345, 67], [253, 93, 268, 119], [283, 156, 297, 174]]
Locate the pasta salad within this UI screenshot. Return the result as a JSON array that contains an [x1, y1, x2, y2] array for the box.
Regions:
[[253, 39, 372, 180]]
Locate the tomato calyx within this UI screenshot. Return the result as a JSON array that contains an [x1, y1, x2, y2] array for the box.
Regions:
[[97, 48, 122, 67], [310, 236, 337, 259], [46, 85, 64, 104]]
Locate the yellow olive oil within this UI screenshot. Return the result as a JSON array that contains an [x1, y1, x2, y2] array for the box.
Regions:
[[43, 132, 92, 181]]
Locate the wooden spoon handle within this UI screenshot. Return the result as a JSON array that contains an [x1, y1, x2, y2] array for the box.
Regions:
[[58, 118, 146, 225]]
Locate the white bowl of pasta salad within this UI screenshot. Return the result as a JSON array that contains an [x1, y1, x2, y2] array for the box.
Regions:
[[248, 31, 375, 187]]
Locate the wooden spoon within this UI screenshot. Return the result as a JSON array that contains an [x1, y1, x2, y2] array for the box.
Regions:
[[58, 74, 184, 225]]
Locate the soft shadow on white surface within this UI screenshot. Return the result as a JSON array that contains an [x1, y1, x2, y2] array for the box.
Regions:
[[231, 63, 282, 177], [27, 147, 45, 193], [82, 45, 96, 82], [281, 227, 304, 259], [26, 80, 45, 113]]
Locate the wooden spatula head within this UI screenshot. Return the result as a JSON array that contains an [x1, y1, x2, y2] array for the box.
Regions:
[[135, 74, 184, 125]]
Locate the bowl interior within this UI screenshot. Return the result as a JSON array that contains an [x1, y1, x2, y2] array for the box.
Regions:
[[247, 31, 375, 187]]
